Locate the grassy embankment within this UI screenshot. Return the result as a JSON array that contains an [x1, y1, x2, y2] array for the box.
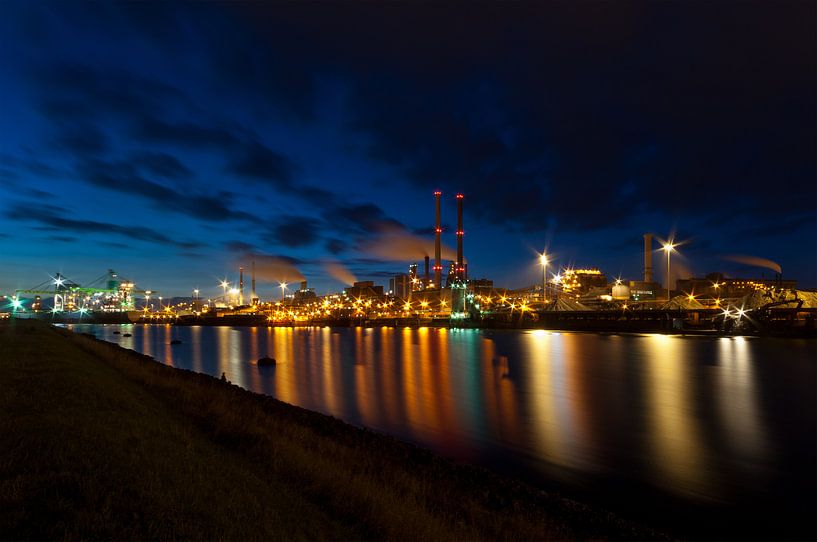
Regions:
[[0, 320, 665, 540]]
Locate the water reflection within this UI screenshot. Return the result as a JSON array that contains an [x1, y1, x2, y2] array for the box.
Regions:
[[643, 335, 714, 497], [68, 323, 815, 537], [715, 337, 769, 473], [526, 331, 572, 469]]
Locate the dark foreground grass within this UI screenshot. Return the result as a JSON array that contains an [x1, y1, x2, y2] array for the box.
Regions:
[[0, 320, 666, 540]]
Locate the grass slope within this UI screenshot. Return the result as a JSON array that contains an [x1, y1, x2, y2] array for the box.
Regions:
[[0, 321, 665, 540]]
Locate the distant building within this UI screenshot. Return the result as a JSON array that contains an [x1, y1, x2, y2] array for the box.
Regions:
[[293, 281, 317, 304], [390, 274, 411, 298], [344, 281, 384, 300], [470, 278, 494, 297], [578, 286, 615, 308], [559, 269, 608, 299], [409, 263, 418, 282], [628, 280, 660, 301], [443, 262, 455, 288], [676, 273, 796, 298]]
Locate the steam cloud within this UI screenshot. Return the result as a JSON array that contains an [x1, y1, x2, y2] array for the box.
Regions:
[[325, 262, 357, 286], [360, 231, 460, 262], [722, 254, 782, 274], [239, 253, 305, 282]]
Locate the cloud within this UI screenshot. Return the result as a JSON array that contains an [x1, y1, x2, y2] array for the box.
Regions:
[[134, 116, 243, 149], [322, 203, 404, 234], [76, 158, 259, 222], [128, 151, 192, 179], [6, 203, 202, 249], [225, 142, 296, 187], [225, 240, 257, 253], [0, 155, 65, 179], [325, 238, 347, 255], [327, 3, 814, 232], [33, 63, 191, 120], [51, 123, 109, 155], [45, 235, 77, 243], [738, 214, 816, 238], [266, 216, 321, 248]]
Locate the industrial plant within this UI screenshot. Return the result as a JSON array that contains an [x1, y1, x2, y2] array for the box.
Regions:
[[3, 192, 815, 336]]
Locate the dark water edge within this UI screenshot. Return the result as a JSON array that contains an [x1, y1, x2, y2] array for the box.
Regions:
[[68, 323, 817, 540]]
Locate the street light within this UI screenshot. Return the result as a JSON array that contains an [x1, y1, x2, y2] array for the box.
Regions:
[[552, 272, 562, 301], [219, 279, 230, 304], [279, 281, 288, 301], [662, 242, 676, 300], [540, 252, 549, 302]]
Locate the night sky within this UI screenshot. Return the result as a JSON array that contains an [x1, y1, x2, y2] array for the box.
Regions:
[[1, 2, 814, 298]]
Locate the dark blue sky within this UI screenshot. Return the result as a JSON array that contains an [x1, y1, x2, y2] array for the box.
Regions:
[[1, 2, 814, 298]]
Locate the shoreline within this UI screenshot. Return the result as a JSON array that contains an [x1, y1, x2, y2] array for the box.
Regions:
[[11, 307, 815, 338], [1, 320, 667, 540]]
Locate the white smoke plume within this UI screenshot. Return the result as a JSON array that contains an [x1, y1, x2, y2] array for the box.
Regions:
[[722, 254, 782, 274], [360, 231, 460, 262], [325, 261, 357, 286], [239, 254, 305, 282]]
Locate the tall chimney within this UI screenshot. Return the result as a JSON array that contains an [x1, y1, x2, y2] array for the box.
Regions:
[[239, 266, 244, 305], [434, 190, 442, 288], [456, 193, 464, 280], [643, 234, 653, 283], [251, 261, 256, 304], [424, 255, 430, 284]]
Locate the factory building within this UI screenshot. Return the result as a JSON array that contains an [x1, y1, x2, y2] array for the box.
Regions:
[[558, 269, 608, 299], [627, 281, 658, 301], [676, 273, 796, 298], [293, 281, 317, 304], [344, 281, 384, 300], [389, 274, 411, 298], [470, 278, 494, 297]]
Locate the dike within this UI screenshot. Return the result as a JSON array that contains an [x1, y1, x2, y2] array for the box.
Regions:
[[0, 320, 667, 540]]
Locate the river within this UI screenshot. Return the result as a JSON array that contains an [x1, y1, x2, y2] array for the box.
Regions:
[[70, 324, 816, 539]]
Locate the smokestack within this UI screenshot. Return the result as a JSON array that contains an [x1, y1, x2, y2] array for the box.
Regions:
[[643, 234, 653, 283], [456, 193, 464, 280], [251, 261, 256, 304], [239, 266, 244, 305], [424, 255, 430, 284], [434, 190, 442, 288]]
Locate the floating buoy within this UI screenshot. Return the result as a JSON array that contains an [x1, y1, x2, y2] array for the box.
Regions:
[[257, 356, 277, 366], [123, 333, 132, 337], [170, 339, 182, 345]]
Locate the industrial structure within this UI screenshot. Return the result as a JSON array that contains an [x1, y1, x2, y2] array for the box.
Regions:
[[2, 193, 813, 336], [433, 190, 442, 288], [4, 270, 146, 322]]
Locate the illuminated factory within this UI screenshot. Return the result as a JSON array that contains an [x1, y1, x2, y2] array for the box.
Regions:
[[676, 273, 797, 298], [389, 191, 471, 316], [3, 190, 812, 335], [5, 269, 142, 319], [557, 269, 607, 299]]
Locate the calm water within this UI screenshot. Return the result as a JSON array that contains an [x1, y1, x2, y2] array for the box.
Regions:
[[72, 324, 815, 539]]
